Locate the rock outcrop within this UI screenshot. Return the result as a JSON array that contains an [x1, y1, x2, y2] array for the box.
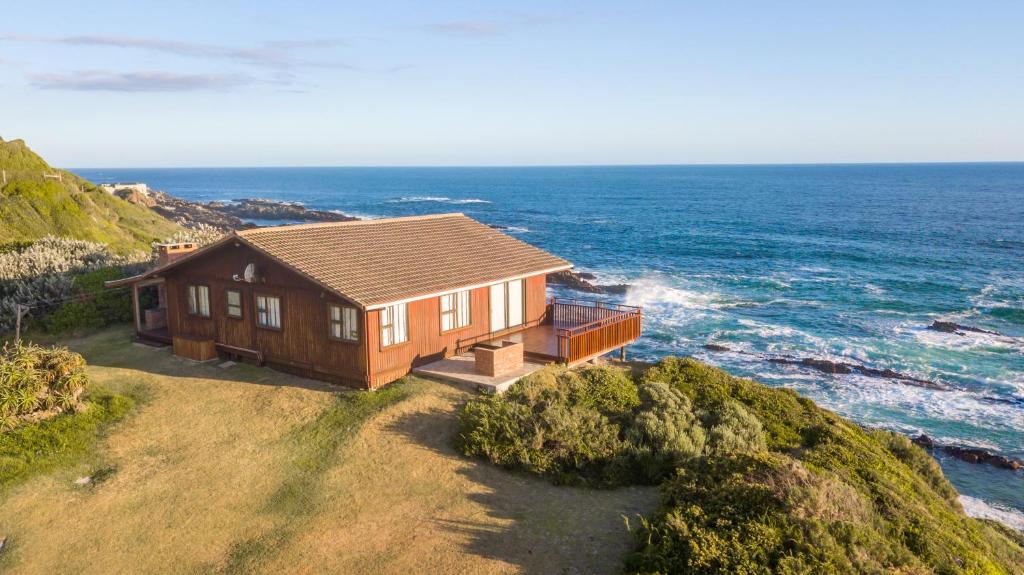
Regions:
[[928, 321, 1002, 336], [547, 270, 629, 295], [767, 357, 948, 390], [912, 434, 1023, 471]]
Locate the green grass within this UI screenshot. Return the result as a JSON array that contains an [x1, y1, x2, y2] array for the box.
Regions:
[[217, 379, 422, 574], [0, 388, 137, 494], [0, 138, 181, 253]]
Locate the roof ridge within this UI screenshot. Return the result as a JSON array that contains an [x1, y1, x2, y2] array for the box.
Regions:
[[237, 212, 466, 235]]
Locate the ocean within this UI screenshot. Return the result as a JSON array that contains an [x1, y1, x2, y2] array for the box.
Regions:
[[78, 164, 1024, 527]]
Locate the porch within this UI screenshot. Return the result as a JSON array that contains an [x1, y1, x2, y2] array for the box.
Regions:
[[459, 297, 643, 366], [413, 298, 642, 393]]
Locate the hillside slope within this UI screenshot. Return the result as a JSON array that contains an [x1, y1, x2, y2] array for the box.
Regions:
[[0, 138, 181, 253]]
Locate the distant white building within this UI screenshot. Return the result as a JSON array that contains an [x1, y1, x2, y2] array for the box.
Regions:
[[100, 182, 149, 195]]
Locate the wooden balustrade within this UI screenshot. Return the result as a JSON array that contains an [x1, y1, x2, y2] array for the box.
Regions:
[[552, 298, 642, 364]]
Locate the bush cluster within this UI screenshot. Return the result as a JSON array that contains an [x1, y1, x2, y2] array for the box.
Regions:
[[456, 364, 767, 486], [0, 228, 226, 336], [456, 357, 1024, 574], [0, 236, 149, 334], [0, 342, 89, 430]]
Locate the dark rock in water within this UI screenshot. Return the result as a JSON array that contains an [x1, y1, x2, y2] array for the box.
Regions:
[[577, 272, 597, 280], [548, 270, 630, 295], [801, 358, 853, 374], [911, 433, 1023, 470], [928, 320, 1001, 336], [912, 434, 936, 449], [703, 343, 732, 353], [941, 445, 1023, 471], [768, 356, 947, 390]]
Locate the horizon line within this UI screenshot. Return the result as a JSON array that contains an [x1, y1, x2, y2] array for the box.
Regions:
[[69, 160, 1024, 171]]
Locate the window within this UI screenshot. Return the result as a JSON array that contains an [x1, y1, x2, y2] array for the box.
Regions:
[[187, 285, 210, 317], [225, 290, 242, 318], [329, 304, 359, 342], [380, 302, 408, 347], [255, 295, 281, 329], [440, 290, 471, 332]]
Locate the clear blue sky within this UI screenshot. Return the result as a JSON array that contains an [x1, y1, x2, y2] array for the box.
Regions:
[[2, 1, 1022, 167]]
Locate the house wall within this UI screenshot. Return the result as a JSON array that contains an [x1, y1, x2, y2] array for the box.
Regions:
[[162, 242, 368, 386], [365, 274, 548, 388], [158, 241, 550, 389]]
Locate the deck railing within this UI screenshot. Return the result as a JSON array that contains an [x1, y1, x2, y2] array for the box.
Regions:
[[454, 297, 642, 364], [551, 298, 642, 364]]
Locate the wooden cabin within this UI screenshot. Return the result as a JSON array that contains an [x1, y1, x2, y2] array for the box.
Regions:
[[108, 213, 641, 389]]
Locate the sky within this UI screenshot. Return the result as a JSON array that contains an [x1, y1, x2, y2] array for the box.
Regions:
[[1, 1, 1022, 167]]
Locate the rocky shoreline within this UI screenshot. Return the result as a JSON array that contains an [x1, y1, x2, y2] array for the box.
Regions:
[[547, 270, 629, 295], [119, 189, 358, 232]]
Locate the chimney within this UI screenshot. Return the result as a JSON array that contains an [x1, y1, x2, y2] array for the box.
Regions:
[[155, 242, 198, 267]]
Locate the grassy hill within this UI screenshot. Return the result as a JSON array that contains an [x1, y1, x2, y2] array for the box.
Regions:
[[0, 138, 181, 254]]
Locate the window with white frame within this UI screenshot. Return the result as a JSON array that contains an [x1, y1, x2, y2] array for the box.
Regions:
[[187, 285, 210, 317], [255, 294, 282, 329], [440, 290, 471, 332], [329, 304, 359, 342], [225, 289, 242, 318], [380, 302, 408, 347]]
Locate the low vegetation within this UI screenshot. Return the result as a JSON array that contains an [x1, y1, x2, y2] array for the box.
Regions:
[[0, 137, 181, 253], [0, 341, 134, 491], [0, 343, 89, 430], [456, 357, 1024, 574]]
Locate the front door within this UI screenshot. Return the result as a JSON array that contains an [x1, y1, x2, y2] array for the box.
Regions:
[[490, 279, 525, 332]]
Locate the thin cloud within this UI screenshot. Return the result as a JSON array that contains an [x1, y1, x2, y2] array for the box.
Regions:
[[0, 33, 353, 70], [29, 70, 252, 92], [421, 21, 500, 36]]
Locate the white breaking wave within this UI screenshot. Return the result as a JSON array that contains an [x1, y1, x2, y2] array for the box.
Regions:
[[503, 226, 529, 233], [959, 495, 1024, 531], [625, 277, 721, 311], [387, 196, 491, 204]]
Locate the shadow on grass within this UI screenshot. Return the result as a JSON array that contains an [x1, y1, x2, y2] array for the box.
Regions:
[[382, 391, 657, 575], [67, 326, 346, 394]]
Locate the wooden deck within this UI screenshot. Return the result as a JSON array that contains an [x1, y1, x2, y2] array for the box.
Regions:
[[480, 298, 642, 366]]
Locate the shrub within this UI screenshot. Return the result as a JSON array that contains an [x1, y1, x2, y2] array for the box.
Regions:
[[0, 236, 149, 334], [624, 382, 705, 482], [0, 342, 89, 430], [702, 400, 767, 455], [457, 365, 627, 486], [43, 267, 134, 332], [456, 356, 1024, 574], [575, 365, 640, 416]]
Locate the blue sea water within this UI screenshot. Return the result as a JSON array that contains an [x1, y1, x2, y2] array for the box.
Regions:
[[78, 164, 1024, 525]]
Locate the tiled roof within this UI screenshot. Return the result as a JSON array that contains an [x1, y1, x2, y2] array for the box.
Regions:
[[235, 213, 571, 307]]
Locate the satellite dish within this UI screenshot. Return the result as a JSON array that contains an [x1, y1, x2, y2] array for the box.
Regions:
[[233, 263, 257, 283]]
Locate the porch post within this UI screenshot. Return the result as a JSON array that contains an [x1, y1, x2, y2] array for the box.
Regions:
[[132, 283, 142, 333]]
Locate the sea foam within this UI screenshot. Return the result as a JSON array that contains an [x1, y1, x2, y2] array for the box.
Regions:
[[959, 495, 1024, 531]]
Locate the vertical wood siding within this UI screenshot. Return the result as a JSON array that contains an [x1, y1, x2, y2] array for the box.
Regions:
[[163, 243, 368, 386], [366, 273, 549, 388]]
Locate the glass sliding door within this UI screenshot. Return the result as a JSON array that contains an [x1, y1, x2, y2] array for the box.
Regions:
[[490, 279, 526, 332]]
